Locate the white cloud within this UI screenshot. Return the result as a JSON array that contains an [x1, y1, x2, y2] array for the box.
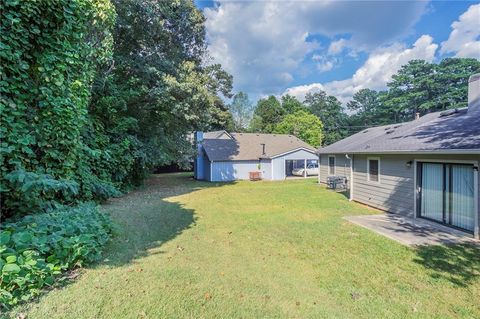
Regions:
[[312, 54, 335, 73], [328, 38, 348, 55], [204, 2, 318, 93], [282, 83, 326, 102], [317, 60, 334, 73], [283, 35, 438, 104], [204, 1, 428, 95], [440, 4, 480, 59]]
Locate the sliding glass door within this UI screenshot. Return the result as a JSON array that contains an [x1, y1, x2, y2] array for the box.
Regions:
[[450, 165, 475, 231], [420, 163, 444, 222], [419, 162, 475, 232]]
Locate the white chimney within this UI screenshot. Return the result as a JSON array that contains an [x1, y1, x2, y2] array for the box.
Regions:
[[468, 73, 480, 113]]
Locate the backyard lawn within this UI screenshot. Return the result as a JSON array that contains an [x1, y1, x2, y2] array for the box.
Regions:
[[11, 173, 480, 318]]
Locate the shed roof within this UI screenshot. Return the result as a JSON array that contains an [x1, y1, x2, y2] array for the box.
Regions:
[[203, 130, 233, 139], [203, 133, 316, 161], [318, 108, 480, 154]]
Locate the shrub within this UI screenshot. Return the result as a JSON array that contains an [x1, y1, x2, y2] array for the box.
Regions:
[[0, 204, 113, 308], [3, 169, 80, 217]]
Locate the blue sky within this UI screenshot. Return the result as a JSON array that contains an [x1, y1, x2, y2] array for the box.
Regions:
[[195, 1, 480, 104]]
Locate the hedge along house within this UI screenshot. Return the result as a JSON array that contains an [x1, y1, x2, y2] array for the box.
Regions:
[[318, 74, 480, 239], [194, 132, 318, 181]]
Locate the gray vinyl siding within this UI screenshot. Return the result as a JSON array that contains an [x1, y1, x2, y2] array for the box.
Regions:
[[352, 155, 414, 217], [319, 153, 479, 221], [352, 154, 480, 218], [319, 154, 351, 184]]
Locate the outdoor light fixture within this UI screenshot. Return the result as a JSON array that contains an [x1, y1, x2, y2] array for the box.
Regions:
[[406, 161, 413, 168]]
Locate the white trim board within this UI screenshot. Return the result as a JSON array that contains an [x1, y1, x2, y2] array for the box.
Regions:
[[268, 147, 318, 159]]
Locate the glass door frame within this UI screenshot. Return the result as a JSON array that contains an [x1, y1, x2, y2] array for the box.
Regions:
[[415, 160, 478, 234]]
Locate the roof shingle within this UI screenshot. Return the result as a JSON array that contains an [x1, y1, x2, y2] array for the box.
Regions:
[[319, 108, 480, 154], [203, 133, 316, 161]]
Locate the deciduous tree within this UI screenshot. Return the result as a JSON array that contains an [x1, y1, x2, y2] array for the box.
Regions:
[[274, 111, 324, 147]]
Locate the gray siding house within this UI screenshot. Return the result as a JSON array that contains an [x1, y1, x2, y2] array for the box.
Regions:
[[319, 74, 480, 238], [194, 132, 318, 182]]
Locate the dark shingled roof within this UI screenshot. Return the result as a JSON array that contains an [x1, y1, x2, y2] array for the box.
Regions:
[[319, 108, 480, 154], [203, 133, 316, 161]]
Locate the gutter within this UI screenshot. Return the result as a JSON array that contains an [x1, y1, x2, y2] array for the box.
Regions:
[[318, 149, 480, 155]]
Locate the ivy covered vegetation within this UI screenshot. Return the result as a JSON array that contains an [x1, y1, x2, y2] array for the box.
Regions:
[[0, 0, 233, 308], [0, 0, 232, 220]]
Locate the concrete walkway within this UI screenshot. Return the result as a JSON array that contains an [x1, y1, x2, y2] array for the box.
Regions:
[[345, 214, 478, 246]]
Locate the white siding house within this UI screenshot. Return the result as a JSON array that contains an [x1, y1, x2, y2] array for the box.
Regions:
[[195, 132, 318, 182]]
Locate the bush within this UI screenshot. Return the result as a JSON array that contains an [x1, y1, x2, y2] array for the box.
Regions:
[[0, 204, 113, 308]]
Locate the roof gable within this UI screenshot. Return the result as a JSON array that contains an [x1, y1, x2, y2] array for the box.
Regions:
[[203, 130, 233, 140]]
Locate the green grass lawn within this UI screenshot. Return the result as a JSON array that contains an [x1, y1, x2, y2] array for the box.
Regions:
[[10, 173, 480, 318]]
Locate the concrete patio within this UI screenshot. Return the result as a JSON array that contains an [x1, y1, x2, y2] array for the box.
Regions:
[[345, 214, 479, 246]]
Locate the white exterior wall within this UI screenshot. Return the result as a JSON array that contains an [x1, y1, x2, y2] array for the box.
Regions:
[[260, 159, 272, 180], [211, 160, 268, 181], [210, 149, 318, 181], [271, 149, 319, 180]]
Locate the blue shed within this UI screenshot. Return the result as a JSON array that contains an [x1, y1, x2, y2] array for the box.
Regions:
[[194, 131, 318, 182]]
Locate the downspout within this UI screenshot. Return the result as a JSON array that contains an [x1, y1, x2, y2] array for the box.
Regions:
[[413, 159, 417, 220], [210, 160, 213, 182], [474, 164, 479, 239], [345, 154, 353, 201]]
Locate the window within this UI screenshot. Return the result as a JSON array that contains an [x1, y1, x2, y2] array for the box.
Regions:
[[367, 157, 380, 182], [328, 156, 335, 175]]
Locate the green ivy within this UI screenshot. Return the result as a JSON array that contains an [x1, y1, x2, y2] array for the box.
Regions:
[[0, 0, 116, 218]]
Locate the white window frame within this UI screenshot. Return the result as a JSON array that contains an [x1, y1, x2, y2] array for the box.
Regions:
[[328, 155, 336, 176], [367, 157, 381, 183]]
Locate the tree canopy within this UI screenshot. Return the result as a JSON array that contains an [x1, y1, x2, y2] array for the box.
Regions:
[[350, 58, 480, 127], [251, 96, 285, 133], [274, 111, 323, 147], [0, 0, 233, 219], [229, 92, 254, 131], [304, 91, 348, 145]]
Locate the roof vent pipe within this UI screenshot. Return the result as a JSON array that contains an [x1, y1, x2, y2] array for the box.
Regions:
[[468, 73, 480, 114], [261, 143, 266, 156], [415, 112, 420, 120]]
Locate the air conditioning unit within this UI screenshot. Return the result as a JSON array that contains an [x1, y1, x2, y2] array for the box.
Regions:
[[327, 176, 348, 190]]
